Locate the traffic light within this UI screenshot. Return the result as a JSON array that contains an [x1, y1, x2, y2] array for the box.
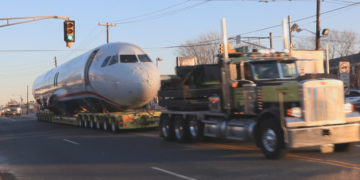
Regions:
[[64, 20, 75, 48], [220, 44, 224, 53]]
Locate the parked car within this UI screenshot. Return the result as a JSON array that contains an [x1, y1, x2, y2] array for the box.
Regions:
[[345, 89, 360, 111]]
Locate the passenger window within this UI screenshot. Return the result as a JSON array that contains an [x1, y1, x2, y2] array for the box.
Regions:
[[101, 56, 111, 67], [108, 55, 119, 66], [120, 55, 138, 63], [138, 54, 152, 62]]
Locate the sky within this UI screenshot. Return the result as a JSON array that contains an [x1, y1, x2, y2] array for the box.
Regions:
[[0, 0, 359, 105]]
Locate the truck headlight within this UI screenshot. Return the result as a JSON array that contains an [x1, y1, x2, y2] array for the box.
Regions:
[[287, 107, 302, 118], [344, 103, 354, 113]]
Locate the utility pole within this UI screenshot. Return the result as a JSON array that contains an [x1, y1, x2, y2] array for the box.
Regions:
[[98, 22, 117, 44], [288, 15, 293, 51], [316, 0, 321, 50], [54, 56, 57, 67], [269, 32, 273, 49], [26, 85, 29, 114]]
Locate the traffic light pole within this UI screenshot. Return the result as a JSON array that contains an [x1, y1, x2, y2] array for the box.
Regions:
[[0, 16, 70, 28], [98, 23, 117, 44]]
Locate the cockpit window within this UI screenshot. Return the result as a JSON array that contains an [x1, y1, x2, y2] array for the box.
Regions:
[[108, 55, 119, 66], [138, 54, 152, 62], [101, 56, 111, 67], [120, 55, 138, 63]]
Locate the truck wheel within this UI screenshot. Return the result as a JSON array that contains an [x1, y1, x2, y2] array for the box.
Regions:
[[174, 116, 190, 142], [189, 116, 204, 142], [160, 115, 174, 141], [259, 120, 287, 159], [334, 143, 355, 152], [111, 118, 118, 133], [103, 118, 109, 131]]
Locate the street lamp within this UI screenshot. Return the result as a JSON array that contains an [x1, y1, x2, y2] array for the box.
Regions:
[[290, 23, 329, 48], [156, 57, 163, 68]]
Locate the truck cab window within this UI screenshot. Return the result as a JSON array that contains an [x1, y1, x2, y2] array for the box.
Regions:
[[244, 63, 252, 80], [101, 56, 111, 67], [120, 55, 138, 63], [108, 55, 119, 66], [252, 62, 280, 80]]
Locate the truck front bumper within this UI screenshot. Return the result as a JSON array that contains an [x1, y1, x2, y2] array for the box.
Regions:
[[287, 123, 360, 148]]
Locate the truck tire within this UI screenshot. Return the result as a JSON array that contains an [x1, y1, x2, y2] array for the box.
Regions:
[[174, 116, 190, 142], [189, 116, 204, 142], [160, 114, 174, 141], [259, 120, 287, 159], [103, 118, 109, 131], [334, 143, 355, 152]]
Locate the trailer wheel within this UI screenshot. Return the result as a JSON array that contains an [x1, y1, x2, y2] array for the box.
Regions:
[[78, 116, 83, 127], [259, 120, 287, 159], [103, 118, 109, 131], [90, 117, 95, 129], [111, 117, 118, 133], [160, 114, 174, 141], [84, 116, 89, 128], [96, 117, 101, 130], [174, 116, 190, 142], [334, 143, 355, 152], [189, 116, 204, 142]]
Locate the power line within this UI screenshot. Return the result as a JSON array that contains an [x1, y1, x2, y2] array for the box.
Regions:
[[240, 1, 360, 35], [113, 0, 191, 22], [114, 0, 210, 24]]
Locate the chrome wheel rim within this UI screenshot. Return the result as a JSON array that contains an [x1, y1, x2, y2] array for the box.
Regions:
[[263, 129, 277, 152]]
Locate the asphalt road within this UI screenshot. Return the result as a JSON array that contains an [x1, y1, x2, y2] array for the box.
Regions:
[[0, 114, 359, 180]]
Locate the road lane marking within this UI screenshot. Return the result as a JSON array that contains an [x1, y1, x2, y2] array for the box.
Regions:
[[63, 139, 79, 145], [135, 133, 360, 170], [151, 166, 197, 180]]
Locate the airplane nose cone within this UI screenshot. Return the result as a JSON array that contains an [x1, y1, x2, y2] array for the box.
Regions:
[[129, 63, 160, 106]]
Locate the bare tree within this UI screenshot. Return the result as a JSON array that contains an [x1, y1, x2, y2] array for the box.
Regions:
[[177, 32, 221, 64], [294, 30, 359, 59]]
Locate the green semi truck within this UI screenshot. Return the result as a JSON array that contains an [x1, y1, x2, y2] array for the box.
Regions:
[[158, 51, 360, 159]]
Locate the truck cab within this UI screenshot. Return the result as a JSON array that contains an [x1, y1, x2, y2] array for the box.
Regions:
[[159, 51, 360, 159]]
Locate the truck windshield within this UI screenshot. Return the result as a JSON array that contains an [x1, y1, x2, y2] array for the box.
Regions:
[[251, 61, 299, 80]]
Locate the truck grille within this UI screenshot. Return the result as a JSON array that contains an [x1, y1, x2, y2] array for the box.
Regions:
[[303, 80, 344, 123]]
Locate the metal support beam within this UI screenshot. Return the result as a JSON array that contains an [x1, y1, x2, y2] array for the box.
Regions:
[[0, 16, 70, 28]]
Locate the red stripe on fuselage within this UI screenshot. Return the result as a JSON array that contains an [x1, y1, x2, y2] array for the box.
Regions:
[[57, 91, 120, 106]]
